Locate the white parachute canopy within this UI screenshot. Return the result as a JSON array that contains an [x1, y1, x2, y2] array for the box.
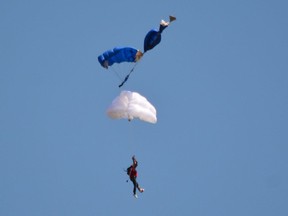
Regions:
[[106, 91, 157, 124]]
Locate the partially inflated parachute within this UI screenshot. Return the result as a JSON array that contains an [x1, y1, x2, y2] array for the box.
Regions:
[[98, 16, 175, 87], [107, 91, 157, 124], [98, 47, 143, 69], [144, 15, 176, 52]]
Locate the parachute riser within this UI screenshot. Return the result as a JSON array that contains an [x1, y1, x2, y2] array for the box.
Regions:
[[118, 54, 144, 88]]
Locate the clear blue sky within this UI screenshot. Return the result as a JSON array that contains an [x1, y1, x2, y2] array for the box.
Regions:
[[1, 0, 288, 215]]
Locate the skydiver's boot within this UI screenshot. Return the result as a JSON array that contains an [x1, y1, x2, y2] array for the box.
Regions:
[[138, 186, 144, 193], [133, 193, 138, 199]]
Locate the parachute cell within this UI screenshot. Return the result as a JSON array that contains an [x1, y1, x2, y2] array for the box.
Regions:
[[144, 29, 162, 53], [98, 47, 143, 69], [106, 91, 157, 124]]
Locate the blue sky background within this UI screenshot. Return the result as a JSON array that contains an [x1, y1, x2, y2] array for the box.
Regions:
[[1, 0, 288, 215]]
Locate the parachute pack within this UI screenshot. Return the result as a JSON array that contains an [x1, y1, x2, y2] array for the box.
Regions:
[[126, 166, 131, 176]]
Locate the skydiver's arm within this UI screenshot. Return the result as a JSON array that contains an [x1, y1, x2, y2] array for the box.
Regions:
[[132, 155, 138, 168]]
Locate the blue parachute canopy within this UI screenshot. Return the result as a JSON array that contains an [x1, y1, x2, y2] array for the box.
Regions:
[[98, 47, 143, 69], [144, 29, 162, 53], [143, 16, 176, 52]]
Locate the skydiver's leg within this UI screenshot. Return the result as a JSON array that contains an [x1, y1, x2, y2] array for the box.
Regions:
[[130, 177, 138, 195], [137, 182, 144, 193]]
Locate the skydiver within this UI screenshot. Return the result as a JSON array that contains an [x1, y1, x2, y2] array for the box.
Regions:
[[126, 155, 144, 198]]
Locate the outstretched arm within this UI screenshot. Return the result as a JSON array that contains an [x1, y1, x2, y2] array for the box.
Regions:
[[132, 155, 138, 168]]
